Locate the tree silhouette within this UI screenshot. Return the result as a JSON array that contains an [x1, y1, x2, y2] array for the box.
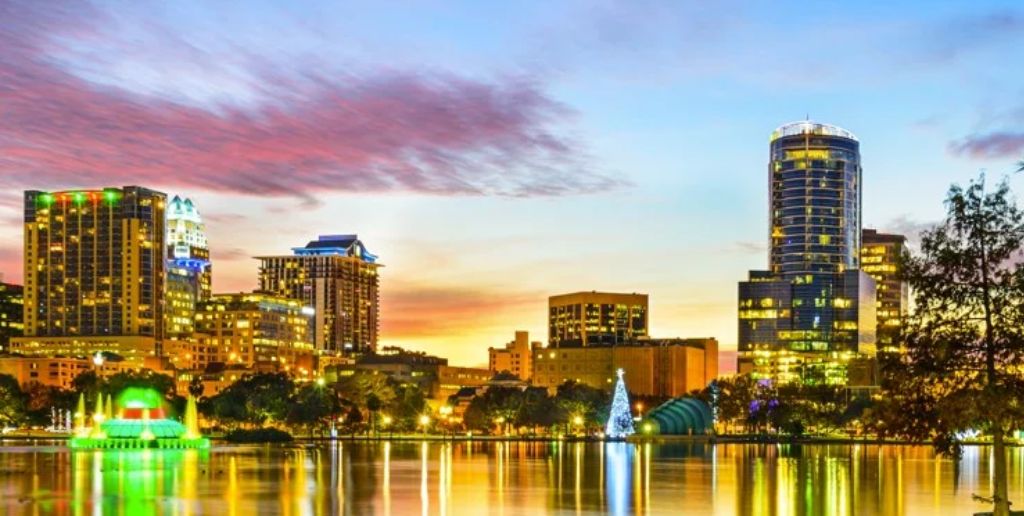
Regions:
[[878, 173, 1024, 516]]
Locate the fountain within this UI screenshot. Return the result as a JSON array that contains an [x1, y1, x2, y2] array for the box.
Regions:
[[69, 388, 210, 450]]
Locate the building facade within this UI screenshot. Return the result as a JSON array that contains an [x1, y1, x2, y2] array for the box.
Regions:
[[173, 291, 315, 372], [737, 270, 876, 384], [738, 122, 877, 385], [257, 235, 380, 355], [17, 187, 166, 361], [861, 229, 908, 351], [549, 292, 648, 347], [164, 196, 212, 339], [0, 281, 23, 352], [488, 330, 540, 380], [769, 121, 862, 278], [531, 338, 718, 397], [0, 355, 141, 390]]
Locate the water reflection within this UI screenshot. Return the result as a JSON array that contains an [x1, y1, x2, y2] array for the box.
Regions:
[[0, 440, 1021, 515]]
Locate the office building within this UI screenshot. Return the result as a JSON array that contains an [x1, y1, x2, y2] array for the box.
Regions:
[[549, 291, 647, 347], [0, 281, 23, 352], [737, 122, 877, 385], [861, 229, 908, 351], [172, 291, 315, 372], [257, 235, 380, 355], [488, 330, 540, 380], [769, 121, 862, 278], [531, 338, 718, 397], [0, 355, 140, 390], [165, 196, 212, 339], [14, 187, 166, 363]]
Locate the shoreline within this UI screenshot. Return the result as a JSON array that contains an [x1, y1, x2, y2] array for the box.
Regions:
[[2, 433, 1020, 447]]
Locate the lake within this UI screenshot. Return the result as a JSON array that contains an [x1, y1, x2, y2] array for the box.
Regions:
[[0, 440, 1019, 515]]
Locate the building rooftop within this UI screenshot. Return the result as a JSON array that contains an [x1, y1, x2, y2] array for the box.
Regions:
[[256, 234, 380, 263], [771, 120, 858, 142], [289, 234, 378, 263]]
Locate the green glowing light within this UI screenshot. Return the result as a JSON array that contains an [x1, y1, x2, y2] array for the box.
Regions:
[[39, 193, 54, 207], [103, 190, 119, 203], [73, 192, 85, 204], [116, 387, 164, 410]]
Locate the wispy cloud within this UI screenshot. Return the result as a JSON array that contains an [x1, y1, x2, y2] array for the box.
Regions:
[[0, 1, 617, 201], [949, 132, 1024, 160], [879, 215, 938, 248]]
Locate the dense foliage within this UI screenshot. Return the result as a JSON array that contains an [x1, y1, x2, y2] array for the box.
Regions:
[[874, 173, 1024, 516]]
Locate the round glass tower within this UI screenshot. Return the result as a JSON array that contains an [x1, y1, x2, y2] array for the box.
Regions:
[[768, 121, 861, 278]]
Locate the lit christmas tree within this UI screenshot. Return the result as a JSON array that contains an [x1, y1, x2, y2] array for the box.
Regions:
[[605, 368, 635, 438]]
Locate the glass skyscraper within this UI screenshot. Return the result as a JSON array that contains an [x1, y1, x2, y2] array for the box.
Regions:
[[738, 122, 876, 385], [164, 196, 212, 339], [770, 121, 862, 277]]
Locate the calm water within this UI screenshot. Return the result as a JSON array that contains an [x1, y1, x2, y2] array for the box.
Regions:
[[0, 440, 1021, 515]]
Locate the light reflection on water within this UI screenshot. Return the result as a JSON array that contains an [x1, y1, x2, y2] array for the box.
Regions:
[[0, 440, 1020, 515]]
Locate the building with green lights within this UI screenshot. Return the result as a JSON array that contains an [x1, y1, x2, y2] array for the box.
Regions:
[[165, 196, 212, 339], [0, 281, 23, 352], [14, 187, 167, 363], [257, 235, 380, 355], [737, 122, 877, 385]]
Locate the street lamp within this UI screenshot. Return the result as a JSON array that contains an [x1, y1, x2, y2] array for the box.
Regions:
[[572, 415, 584, 437], [419, 414, 430, 437], [382, 415, 393, 439]]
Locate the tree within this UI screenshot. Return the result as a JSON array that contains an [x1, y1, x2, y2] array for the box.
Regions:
[[554, 381, 608, 430], [878, 173, 1024, 516], [605, 369, 635, 438], [388, 381, 427, 431], [333, 372, 395, 409], [0, 374, 27, 428], [71, 370, 103, 400], [23, 383, 76, 426], [366, 394, 382, 435], [209, 372, 294, 428], [518, 386, 557, 431], [464, 387, 524, 433], [288, 383, 337, 437]]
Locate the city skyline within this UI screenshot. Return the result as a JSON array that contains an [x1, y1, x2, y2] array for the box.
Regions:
[[2, 1, 1024, 369]]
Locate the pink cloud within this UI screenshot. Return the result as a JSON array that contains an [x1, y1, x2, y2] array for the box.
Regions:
[[0, 1, 617, 201], [949, 132, 1024, 159]]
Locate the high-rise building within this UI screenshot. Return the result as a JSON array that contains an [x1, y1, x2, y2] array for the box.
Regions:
[[170, 291, 314, 372], [13, 187, 166, 364], [738, 122, 876, 385], [0, 281, 24, 352], [861, 229, 908, 350], [769, 121, 862, 278], [488, 330, 540, 380], [257, 235, 380, 355], [549, 291, 647, 347], [164, 196, 212, 339]]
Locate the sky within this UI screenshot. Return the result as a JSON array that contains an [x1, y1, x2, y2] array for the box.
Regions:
[[1, 1, 1023, 370]]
